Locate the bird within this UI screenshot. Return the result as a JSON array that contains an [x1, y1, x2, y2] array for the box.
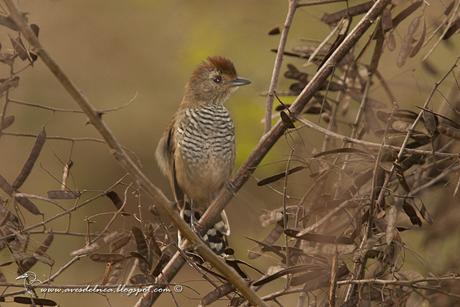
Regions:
[[155, 56, 250, 254], [16, 271, 41, 296]]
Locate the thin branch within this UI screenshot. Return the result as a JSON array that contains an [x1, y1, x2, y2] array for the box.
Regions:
[[297, 0, 347, 8], [3, 131, 107, 144], [295, 117, 457, 157], [8, 93, 137, 114], [264, 0, 298, 133], [337, 275, 460, 286]]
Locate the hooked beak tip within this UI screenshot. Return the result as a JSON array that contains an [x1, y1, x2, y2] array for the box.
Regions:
[[231, 77, 251, 87]]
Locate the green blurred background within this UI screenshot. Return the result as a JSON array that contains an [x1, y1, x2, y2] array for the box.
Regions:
[[1, 0, 459, 306]]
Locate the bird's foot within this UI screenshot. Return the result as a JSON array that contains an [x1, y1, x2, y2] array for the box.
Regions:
[[179, 205, 200, 233]]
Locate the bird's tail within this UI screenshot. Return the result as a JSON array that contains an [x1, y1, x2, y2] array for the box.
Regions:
[[178, 202, 231, 256], [178, 204, 251, 279]]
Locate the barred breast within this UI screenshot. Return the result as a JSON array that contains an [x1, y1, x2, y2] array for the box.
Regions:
[[174, 104, 235, 207]]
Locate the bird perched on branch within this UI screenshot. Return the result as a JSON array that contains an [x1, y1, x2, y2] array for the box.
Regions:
[[155, 56, 251, 254]]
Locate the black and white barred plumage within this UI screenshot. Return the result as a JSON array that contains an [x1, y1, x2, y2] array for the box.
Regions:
[[155, 56, 249, 256]]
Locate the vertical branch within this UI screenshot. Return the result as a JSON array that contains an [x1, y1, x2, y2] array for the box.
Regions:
[[264, 0, 297, 133]]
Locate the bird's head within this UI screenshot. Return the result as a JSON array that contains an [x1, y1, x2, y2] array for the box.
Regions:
[[16, 271, 36, 280], [184, 56, 251, 105]]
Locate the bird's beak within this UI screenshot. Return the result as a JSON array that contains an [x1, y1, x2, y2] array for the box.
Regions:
[[16, 273, 28, 280], [230, 77, 251, 87]]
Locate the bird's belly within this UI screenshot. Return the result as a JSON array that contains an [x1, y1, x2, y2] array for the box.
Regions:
[[177, 146, 233, 206], [175, 106, 235, 206]]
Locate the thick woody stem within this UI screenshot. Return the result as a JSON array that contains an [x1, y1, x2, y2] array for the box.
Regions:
[[2, 1, 268, 306], [150, 0, 391, 304], [264, 0, 297, 133]]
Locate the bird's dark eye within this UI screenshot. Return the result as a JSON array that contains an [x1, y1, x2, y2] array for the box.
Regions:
[[212, 75, 222, 84]]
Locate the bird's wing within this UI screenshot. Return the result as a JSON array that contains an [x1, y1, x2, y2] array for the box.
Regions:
[[155, 122, 184, 206]]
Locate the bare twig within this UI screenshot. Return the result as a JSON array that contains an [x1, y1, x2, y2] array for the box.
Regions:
[[264, 0, 298, 133], [297, 0, 346, 8]]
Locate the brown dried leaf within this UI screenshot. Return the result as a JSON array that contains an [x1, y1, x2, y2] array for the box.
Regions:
[[402, 200, 422, 226], [90, 253, 125, 263], [422, 110, 439, 136], [386, 204, 398, 245], [422, 60, 438, 75], [130, 273, 153, 285], [253, 264, 319, 287], [350, 168, 374, 194], [382, 7, 393, 32], [257, 166, 305, 186], [18, 233, 54, 274], [246, 237, 287, 261], [107, 261, 123, 285], [132, 227, 150, 273], [151, 246, 175, 277], [392, 1, 423, 29], [395, 169, 411, 193], [47, 190, 81, 199], [275, 103, 291, 112], [30, 24, 40, 37], [248, 220, 284, 259], [443, 18, 460, 40], [130, 251, 151, 273], [313, 147, 371, 158], [438, 124, 460, 140], [321, 1, 373, 25], [0, 15, 19, 31], [413, 198, 433, 224], [280, 111, 295, 129], [109, 233, 131, 252], [71, 242, 100, 256], [285, 229, 354, 245], [16, 196, 41, 215], [290, 270, 326, 287], [14, 296, 57, 306], [0, 76, 19, 96], [12, 128, 46, 190], [145, 223, 162, 258], [284, 64, 308, 83], [399, 154, 425, 172], [35, 232, 53, 257], [105, 191, 123, 209], [394, 109, 418, 121], [268, 26, 280, 35], [0, 173, 41, 215], [397, 16, 422, 67], [10, 36, 29, 61], [385, 31, 396, 51], [0, 115, 14, 131], [17, 257, 37, 275], [0, 261, 14, 267], [410, 19, 426, 57]]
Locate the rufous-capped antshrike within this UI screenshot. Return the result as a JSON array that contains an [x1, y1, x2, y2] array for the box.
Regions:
[[155, 56, 250, 254]]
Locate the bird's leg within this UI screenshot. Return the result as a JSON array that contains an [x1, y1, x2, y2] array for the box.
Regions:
[[189, 200, 197, 232]]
